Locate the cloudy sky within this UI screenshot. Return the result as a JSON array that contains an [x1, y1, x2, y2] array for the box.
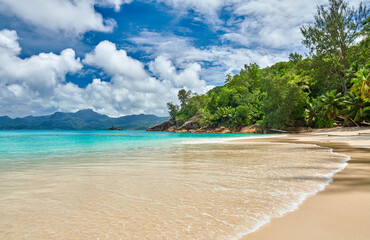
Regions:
[[0, 0, 365, 117]]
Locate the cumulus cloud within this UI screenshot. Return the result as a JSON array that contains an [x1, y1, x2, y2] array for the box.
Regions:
[[97, 0, 133, 11], [0, 30, 82, 94], [129, 31, 286, 85], [0, 29, 211, 117], [125, 0, 367, 86], [80, 41, 211, 116], [3, 1, 365, 117], [84, 41, 148, 82], [0, 29, 83, 117], [149, 55, 210, 91], [152, 0, 365, 49], [0, 0, 131, 35], [221, 0, 325, 49], [0, 29, 21, 54], [152, 0, 225, 25]]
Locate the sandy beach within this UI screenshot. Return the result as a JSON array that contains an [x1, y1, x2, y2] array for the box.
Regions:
[[0, 128, 368, 239], [236, 127, 370, 240]]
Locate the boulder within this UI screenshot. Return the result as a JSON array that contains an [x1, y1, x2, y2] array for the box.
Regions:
[[178, 114, 202, 130], [221, 128, 231, 133], [147, 120, 174, 131], [106, 125, 123, 130], [239, 125, 264, 134]]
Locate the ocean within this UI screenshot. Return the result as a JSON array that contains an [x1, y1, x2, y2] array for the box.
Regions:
[[0, 131, 348, 239]]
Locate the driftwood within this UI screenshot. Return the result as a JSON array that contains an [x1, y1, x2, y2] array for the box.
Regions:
[[270, 129, 288, 133]]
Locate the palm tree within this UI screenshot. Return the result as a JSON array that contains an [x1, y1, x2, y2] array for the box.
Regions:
[[351, 68, 370, 100], [318, 90, 343, 120], [344, 92, 370, 123], [305, 101, 320, 127]]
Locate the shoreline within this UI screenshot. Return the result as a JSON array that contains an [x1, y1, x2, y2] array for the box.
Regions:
[[234, 127, 370, 240]]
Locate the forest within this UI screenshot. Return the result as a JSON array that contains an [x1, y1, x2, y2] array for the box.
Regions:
[[167, 0, 369, 130]]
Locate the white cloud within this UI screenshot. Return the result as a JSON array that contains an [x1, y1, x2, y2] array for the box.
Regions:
[[129, 31, 287, 85], [126, 1, 367, 86], [221, 0, 325, 49], [0, 29, 21, 54], [97, 0, 133, 11], [3, 1, 366, 117], [0, 29, 83, 117], [0, 0, 132, 35], [152, 0, 366, 49], [81, 41, 211, 116], [0, 29, 83, 93], [149, 55, 209, 91], [84, 41, 148, 82], [0, 30, 211, 117], [152, 0, 225, 25]]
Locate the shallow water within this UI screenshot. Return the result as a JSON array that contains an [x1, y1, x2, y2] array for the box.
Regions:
[[0, 131, 348, 239]]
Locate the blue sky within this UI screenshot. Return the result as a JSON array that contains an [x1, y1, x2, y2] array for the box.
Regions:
[[0, 0, 366, 117]]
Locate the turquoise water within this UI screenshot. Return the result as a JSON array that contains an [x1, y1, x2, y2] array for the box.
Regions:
[[0, 130, 348, 239], [0, 130, 255, 165]]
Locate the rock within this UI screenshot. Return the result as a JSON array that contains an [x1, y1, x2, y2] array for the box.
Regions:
[[167, 125, 178, 132], [239, 125, 264, 134], [147, 120, 175, 131], [221, 128, 231, 133], [106, 125, 123, 130], [178, 114, 202, 130], [285, 127, 299, 132], [177, 129, 188, 133], [212, 126, 224, 133]]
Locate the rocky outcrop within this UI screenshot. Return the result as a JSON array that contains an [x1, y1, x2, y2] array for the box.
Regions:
[[147, 118, 268, 134], [146, 114, 311, 134], [239, 125, 264, 134], [178, 114, 202, 131], [146, 117, 314, 134], [106, 126, 123, 130], [147, 120, 175, 131]]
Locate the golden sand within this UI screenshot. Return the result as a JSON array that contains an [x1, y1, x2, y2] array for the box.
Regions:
[[239, 127, 370, 240]]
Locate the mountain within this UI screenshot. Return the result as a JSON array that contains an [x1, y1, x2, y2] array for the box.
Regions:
[[0, 109, 169, 130]]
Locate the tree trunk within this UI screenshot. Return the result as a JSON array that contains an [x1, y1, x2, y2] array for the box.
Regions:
[[340, 41, 348, 93]]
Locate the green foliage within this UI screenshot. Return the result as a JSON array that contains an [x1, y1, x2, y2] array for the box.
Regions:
[[317, 117, 334, 128], [305, 101, 320, 127], [317, 90, 343, 120], [343, 92, 370, 122], [175, 114, 188, 126], [166, 2, 369, 129], [351, 67, 370, 100], [300, 0, 368, 92], [177, 89, 192, 109], [167, 102, 179, 120], [260, 73, 308, 128], [289, 52, 303, 63]]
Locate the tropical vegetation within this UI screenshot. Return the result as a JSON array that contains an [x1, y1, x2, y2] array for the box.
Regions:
[[167, 0, 369, 130]]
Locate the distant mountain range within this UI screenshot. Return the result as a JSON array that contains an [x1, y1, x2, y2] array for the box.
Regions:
[[0, 109, 169, 130]]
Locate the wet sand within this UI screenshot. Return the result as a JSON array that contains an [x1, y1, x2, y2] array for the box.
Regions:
[[1, 138, 348, 239], [235, 127, 370, 240]]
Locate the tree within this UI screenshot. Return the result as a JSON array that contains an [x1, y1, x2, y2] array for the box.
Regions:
[[343, 92, 370, 123], [167, 102, 179, 120], [305, 101, 320, 127], [351, 67, 370, 100], [317, 90, 343, 120], [289, 52, 303, 63], [261, 74, 308, 129], [301, 0, 368, 92], [177, 89, 192, 109]]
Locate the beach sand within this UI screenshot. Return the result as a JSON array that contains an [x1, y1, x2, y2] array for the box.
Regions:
[[235, 127, 370, 240]]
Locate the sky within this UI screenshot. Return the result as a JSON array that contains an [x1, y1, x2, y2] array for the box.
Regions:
[[0, 0, 366, 118]]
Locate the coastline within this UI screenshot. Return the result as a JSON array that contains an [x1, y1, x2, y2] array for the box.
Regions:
[[234, 127, 370, 240]]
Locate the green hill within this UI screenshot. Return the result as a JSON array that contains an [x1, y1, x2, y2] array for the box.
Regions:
[[0, 109, 169, 130]]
